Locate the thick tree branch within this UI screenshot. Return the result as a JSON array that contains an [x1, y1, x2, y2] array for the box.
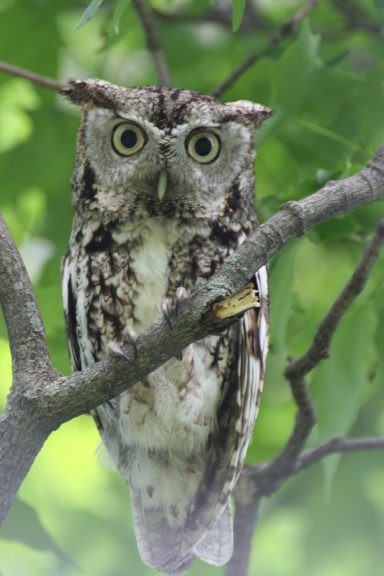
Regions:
[[225, 470, 261, 576], [211, 0, 320, 97], [0, 145, 384, 526], [132, 0, 171, 87], [0, 219, 57, 385], [0, 412, 52, 526], [227, 501, 260, 576]]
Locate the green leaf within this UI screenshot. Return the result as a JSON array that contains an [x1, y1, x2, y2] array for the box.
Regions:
[[270, 243, 298, 352], [375, 0, 384, 22], [271, 20, 321, 116], [232, 0, 247, 32], [263, 243, 298, 391], [0, 498, 75, 566], [113, 0, 131, 33], [76, 0, 105, 29]]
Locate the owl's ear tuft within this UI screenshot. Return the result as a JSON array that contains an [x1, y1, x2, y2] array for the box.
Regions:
[[61, 79, 120, 110], [224, 100, 273, 127]]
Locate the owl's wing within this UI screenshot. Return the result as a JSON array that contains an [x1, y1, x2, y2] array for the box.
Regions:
[[61, 254, 82, 372], [183, 265, 269, 561], [62, 254, 118, 433]]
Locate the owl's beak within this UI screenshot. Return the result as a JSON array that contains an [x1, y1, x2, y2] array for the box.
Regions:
[[157, 170, 167, 201]]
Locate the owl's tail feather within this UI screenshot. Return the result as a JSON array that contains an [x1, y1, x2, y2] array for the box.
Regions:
[[131, 494, 233, 575], [131, 496, 194, 575], [192, 502, 233, 565]]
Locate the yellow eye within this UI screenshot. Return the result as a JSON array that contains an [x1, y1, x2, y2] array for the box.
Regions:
[[111, 123, 146, 156], [186, 130, 221, 164]]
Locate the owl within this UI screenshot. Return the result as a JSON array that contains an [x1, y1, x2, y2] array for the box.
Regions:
[[61, 79, 270, 575]]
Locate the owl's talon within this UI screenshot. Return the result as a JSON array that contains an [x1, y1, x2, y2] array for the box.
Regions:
[[107, 340, 135, 365], [212, 283, 260, 319], [161, 298, 173, 329], [162, 287, 189, 328], [122, 326, 139, 358], [175, 286, 188, 315]]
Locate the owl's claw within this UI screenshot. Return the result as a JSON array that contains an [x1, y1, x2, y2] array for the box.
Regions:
[[107, 340, 135, 365], [161, 297, 173, 329], [212, 283, 260, 319], [122, 326, 139, 358], [107, 326, 138, 365], [175, 286, 188, 315], [162, 287, 189, 329]]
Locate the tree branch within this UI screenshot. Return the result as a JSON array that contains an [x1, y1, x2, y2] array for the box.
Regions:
[[1, 144, 384, 525], [132, 0, 171, 87], [331, 0, 381, 34], [286, 218, 384, 379], [296, 435, 384, 473], [211, 0, 320, 98], [0, 218, 57, 386], [256, 217, 384, 494], [0, 61, 65, 91], [0, 0, 173, 93], [227, 216, 384, 575], [226, 470, 261, 576]]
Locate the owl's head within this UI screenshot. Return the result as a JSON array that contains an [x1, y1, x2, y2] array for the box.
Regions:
[[63, 80, 271, 220]]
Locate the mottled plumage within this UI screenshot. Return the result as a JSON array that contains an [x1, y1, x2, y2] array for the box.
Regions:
[[61, 80, 270, 574]]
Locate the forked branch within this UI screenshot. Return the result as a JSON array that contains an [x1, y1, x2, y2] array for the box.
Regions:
[[225, 218, 384, 576]]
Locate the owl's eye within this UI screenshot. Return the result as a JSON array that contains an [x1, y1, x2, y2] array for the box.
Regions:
[[112, 123, 146, 156], [186, 131, 220, 164]]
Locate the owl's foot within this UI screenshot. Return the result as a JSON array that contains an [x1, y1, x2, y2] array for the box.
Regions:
[[122, 326, 139, 358], [161, 286, 189, 329], [107, 340, 134, 365], [107, 326, 139, 365], [212, 283, 260, 319]]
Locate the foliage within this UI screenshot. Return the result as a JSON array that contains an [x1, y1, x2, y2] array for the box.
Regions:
[[1, 0, 384, 575]]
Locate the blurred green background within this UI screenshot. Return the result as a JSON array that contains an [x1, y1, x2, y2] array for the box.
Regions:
[[1, 0, 384, 575]]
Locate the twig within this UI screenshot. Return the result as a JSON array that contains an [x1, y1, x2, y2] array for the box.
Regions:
[[211, 0, 320, 97], [286, 219, 384, 379], [273, 0, 321, 41], [331, 0, 381, 34], [132, 0, 171, 87], [255, 375, 316, 496], [296, 435, 384, 473], [0, 61, 65, 91]]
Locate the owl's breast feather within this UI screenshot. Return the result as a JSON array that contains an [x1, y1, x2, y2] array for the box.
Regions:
[[127, 218, 178, 330]]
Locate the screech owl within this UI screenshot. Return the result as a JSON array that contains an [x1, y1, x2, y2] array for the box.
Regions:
[[61, 79, 270, 574]]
